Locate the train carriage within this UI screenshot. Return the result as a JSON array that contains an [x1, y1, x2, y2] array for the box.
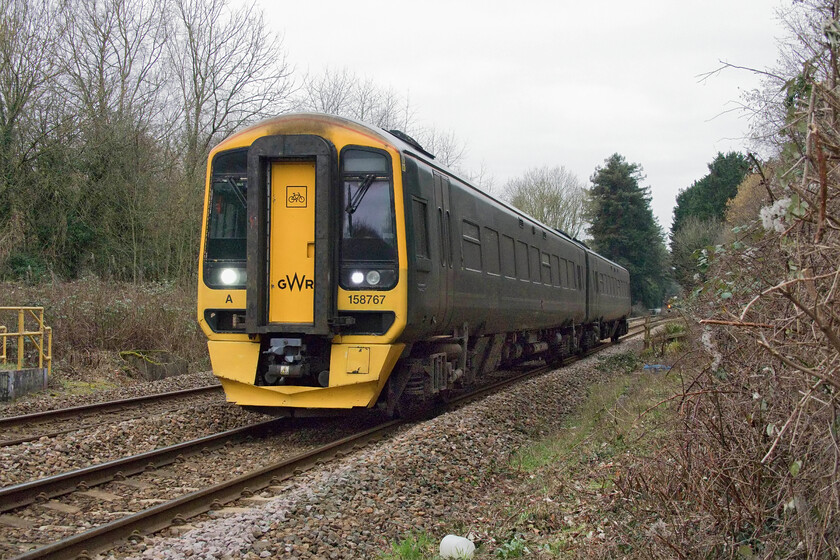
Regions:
[[198, 113, 630, 415]]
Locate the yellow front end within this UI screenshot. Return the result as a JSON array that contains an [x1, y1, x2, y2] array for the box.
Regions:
[[207, 340, 404, 408], [197, 114, 409, 410]]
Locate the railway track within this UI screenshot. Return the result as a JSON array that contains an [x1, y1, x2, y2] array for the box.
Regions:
[[0, 336, 631, 560], [0, 385, 223, 447]]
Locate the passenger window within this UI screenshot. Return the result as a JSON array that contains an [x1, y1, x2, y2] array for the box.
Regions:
[[462, 219, 482, 272], [516, 241, 529, 280], [551, 255, 561, 287], [412, 198, 429, 259], [541, 252, 552, 285], [484, 227, 500, 275], [501, 235, 515, 278], [529, 246, 541, 282]]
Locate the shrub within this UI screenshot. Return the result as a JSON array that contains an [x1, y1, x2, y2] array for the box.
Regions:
[[0, 277, 207, 383]]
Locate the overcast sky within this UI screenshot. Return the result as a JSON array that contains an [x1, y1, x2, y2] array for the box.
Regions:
[[256, 0, 786, 233]]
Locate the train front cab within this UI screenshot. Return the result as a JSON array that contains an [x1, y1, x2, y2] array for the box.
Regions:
[[198, 120, 409, 410]]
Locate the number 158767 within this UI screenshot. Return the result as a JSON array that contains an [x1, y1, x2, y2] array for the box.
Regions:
[[347, 294, 386, 305]]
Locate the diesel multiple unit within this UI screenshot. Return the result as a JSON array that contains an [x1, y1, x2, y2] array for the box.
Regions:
[[198, 113, 630, 415]]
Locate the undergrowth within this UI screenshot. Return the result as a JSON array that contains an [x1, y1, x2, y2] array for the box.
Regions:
[[0, 277, 207, 387], [477, 348, 682, 558]]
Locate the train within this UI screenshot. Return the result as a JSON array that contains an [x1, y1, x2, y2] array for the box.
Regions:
[[197, 113, 631, 416]]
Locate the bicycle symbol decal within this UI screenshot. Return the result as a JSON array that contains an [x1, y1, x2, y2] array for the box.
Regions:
[[286, 186, 307, 208]]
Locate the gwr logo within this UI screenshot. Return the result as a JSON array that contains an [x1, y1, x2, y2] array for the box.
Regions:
[[286, 185, 307, 208], [278, 273, 314, 291]]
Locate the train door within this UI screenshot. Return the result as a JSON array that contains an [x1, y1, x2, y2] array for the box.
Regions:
[[268, 161, 316, 325], [434, 172, 454, 330], [583, 250, 591, 322], [245, 134, 335, 336], [411, 198, 441, 327]]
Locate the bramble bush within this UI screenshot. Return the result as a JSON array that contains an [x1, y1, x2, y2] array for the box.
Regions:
[[594, 2, 840, 557]]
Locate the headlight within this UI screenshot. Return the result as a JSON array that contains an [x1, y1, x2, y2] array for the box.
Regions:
[[220, 268, 240, 285], [203, 261, 246, 289], [340, 267, 397, 290]]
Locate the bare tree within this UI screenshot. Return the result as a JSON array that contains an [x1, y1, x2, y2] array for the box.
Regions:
[[503, 166, 587, 238], [294, 67, 416, 133], [57, 0, 169, 126], [0, 0, 58, 264], [415, 127, 467, 168], [52, 0, 171, 281], [297, 67, 355, 117], [170, 0, 293, 182]]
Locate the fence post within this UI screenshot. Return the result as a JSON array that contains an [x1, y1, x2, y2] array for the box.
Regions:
[[45, 326, 53, 375], [36, 309, 44, 370], [17, 309, 24, 370], [0, 326, 6, 365]]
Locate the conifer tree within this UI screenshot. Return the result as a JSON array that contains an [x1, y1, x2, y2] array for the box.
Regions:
[[671, 151, 750, 235], [588, 153, 669, 307], [668, 152, 751, 289]]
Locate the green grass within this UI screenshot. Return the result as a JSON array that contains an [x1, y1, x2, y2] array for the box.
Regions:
[[494, 534, 530, 558], [380, 532, 439, 560], [500, 351, 683, 556], [512, 355, 672, 473]]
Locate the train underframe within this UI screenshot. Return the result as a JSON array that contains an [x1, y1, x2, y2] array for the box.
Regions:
[[383, 317, 628, 416], [220, 316, 628, 416]]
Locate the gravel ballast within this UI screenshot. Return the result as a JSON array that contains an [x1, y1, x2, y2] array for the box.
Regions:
[[103, 342, 639, 560], [0, 371, 219, 418]]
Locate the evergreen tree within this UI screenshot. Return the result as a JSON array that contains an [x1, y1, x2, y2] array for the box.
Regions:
[[669, 152, 751, 290], [588, 153, 669, 308], [671, 152, 750, 236]]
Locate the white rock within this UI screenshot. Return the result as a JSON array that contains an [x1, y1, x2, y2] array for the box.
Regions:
[[440, 534, 475, 559]]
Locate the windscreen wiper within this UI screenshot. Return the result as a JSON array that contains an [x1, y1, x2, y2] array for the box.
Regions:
[[345, 174, 376, 214], [224, 177, 247, 208]]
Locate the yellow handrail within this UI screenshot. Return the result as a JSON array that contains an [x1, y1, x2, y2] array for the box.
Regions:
[[0, 307, 51, 375]]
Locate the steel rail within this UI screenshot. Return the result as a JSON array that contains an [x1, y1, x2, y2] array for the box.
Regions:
[[0, 385, 222, 442], [10, 419, 402, 560], [0, 417, 285, 514], [9, 335, 632, 560]]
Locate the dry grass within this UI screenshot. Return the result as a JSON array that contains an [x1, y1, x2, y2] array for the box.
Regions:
[[0, 277, 207, 388]]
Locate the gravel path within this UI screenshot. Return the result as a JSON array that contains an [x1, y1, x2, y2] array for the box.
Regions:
[[102, 342, 639, 560]]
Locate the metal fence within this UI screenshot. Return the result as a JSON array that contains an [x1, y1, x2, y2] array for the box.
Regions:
[[0, 307, 52, 374]]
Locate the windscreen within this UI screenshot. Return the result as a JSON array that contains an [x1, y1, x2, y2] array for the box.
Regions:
[[340, 149, 396, 262], [204, 149, 247, 289], [339, 148, 398, 290], [206, 149, 247, 261]]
